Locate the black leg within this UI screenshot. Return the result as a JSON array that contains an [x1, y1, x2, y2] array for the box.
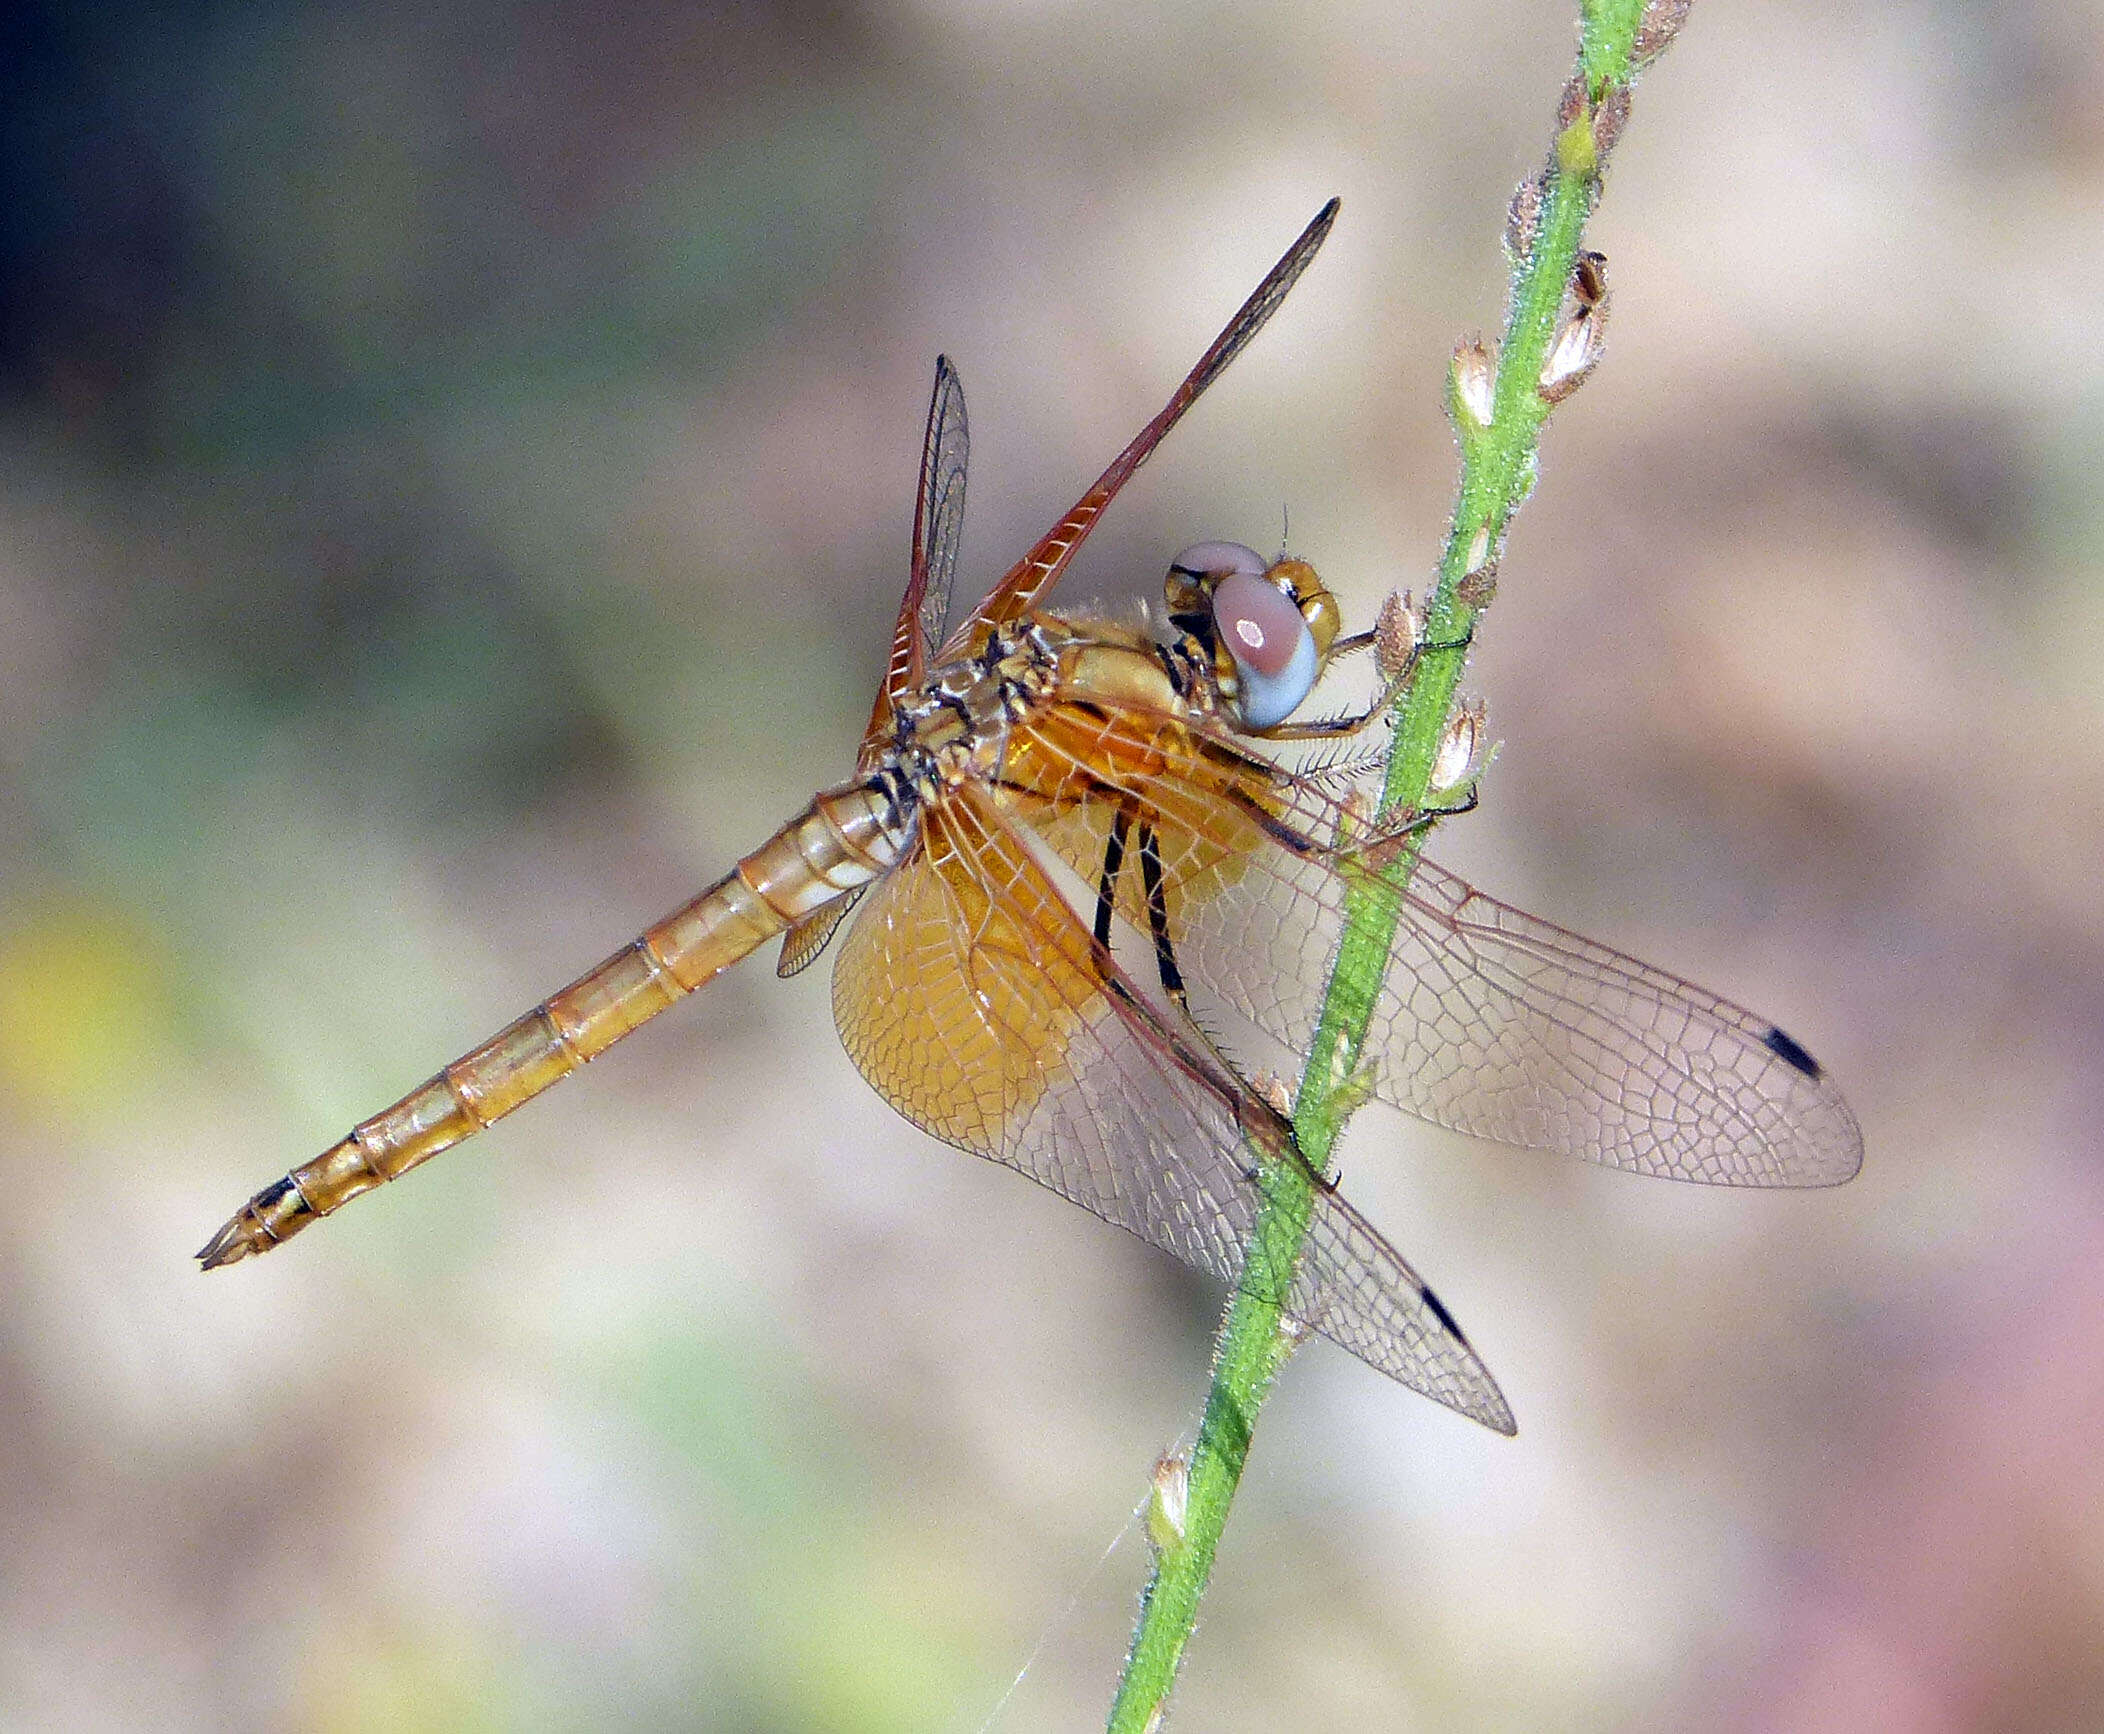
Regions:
[[1094, 802, 1133, 949], [1095, 804, 1192, 1013], [1083, 804, 1338, 1202], [1137, 821, 1187, 1011]]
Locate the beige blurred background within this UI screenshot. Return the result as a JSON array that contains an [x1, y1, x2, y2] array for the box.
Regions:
[[2, 0, 2100, 1728]]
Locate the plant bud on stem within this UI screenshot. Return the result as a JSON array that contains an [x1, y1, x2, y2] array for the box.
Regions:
[[1635, 0, 1694, 63], [1431, 696, 1488, 798], [1450, 336, 1497, 434], [1375, 590, 1425, 682], [1147, 1452, 1190, 1554]]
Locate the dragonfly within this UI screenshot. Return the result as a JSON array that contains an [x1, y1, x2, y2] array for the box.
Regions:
[[200, 199, 1862, 1434]]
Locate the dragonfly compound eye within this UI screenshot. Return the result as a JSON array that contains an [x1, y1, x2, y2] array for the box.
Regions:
[[1169, 541, 1268, 584], [1165, 539, 1266, 623], [1213, 569, 1319, 729]]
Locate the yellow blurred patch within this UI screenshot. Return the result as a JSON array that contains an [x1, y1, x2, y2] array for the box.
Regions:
[[300, 1616, 524, 1734], [0, 897, 173, 1115]]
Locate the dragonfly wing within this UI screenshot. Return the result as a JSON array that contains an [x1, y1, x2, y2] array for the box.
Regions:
[[913, 356, 970, 662], [831, 789, 1514, 1432], [955, 200, 1338, 646], [868, 356, 972, 748], [778, 885, 865, 979], [1010, 701, 1864, 1189]]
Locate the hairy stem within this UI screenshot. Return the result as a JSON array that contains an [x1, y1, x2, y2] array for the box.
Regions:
[[1105, 3, 1683, 1725]]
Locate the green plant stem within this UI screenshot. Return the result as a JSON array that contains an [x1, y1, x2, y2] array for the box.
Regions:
[[1106, 4, 1662, 1727]]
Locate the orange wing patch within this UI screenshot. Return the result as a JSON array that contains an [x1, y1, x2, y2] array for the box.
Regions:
[[994, 700, 1278, 938], [833, 798, 1101, 1150], [829, 783, 1514, 1431]]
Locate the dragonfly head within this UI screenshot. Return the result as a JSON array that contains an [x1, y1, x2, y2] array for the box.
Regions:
[[1164, 541, 1342, 730]]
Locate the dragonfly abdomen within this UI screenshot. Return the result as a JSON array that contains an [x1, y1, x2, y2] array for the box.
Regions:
[[198, 781, 905, 1269]]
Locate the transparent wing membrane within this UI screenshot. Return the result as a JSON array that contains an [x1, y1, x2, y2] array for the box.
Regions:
[[870, 355, 974, 744], [831, 789, 1514, 1432], [913, 357, 971, 663], [962, 200, 1339, 641], [1004, 699, 1864, 1189]]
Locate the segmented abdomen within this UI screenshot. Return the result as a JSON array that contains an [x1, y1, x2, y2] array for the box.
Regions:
[[197, 781, 902, 1267]]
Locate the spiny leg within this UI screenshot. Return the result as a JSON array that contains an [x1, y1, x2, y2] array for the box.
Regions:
[[1094, 801, 1134, 950], [1216, 776, 1480, 874], [1252, 665, 1408, 743], [1089, 798, 1187, 1013], [1334, 786, 1482, 869], [1087, 806, 1284, 1183], [1136, 819, 1188, 1013], [1115, 807, 1335, 1195]]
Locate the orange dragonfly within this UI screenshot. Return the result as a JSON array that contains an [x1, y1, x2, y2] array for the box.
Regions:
[[201, 200, 1861, 1434]]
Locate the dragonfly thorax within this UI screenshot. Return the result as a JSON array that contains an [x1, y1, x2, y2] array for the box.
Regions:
[[887, 620, 1062, 797]]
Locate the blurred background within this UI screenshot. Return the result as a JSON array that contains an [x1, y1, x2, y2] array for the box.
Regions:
[[2, 0, 2101, 1727]]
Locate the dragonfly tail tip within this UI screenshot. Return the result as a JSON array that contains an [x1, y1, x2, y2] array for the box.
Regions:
[[196, 1219, 256, 1270]]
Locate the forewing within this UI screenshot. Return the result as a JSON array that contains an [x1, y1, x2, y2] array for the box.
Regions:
[[867, 356, 972, 749], [1009, 700, 1864, 1189], [831, 788, 1514, 1432], [956, 200, 1338, 646], [912, 356, 970, 664]]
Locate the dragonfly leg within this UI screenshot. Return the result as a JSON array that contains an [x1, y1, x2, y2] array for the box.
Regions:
[[1090, 800, 1194, 1018], [1103, 806, 1342, 1199], [1249, 622, 1475, 744], [1250, 665, 1406, 743], [1331, 785, 1483, 869], [1093, 802, 1133, 949], [1213, 766, 1480, 879], [1136, 820, 1188, 1011], [1088, 912, 1340, 1205]]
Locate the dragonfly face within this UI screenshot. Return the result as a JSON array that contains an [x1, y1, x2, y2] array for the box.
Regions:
[[1161, 541, 1344, 729], [202, 200, 1861, 1437]]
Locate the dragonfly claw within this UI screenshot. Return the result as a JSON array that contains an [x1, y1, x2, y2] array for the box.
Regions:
[[196, 1215, 259, 1269]]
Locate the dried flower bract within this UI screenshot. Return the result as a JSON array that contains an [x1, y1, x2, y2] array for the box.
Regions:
[[1450, 336, 1496, 431], [1431, 697, 1488, 798], [1592, 84, 1632, 161], [1374, 589, 1424, 682], [1505, 175, 1545, 263], [1249, 1069, 1295, 1118], [1539, 252, 1609, 403], [1635, 0, 1694, 62], [1538, 315, 1604, 402], [1464, 523, 1494, 576], [1148, 1452, 1190, 1553]]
